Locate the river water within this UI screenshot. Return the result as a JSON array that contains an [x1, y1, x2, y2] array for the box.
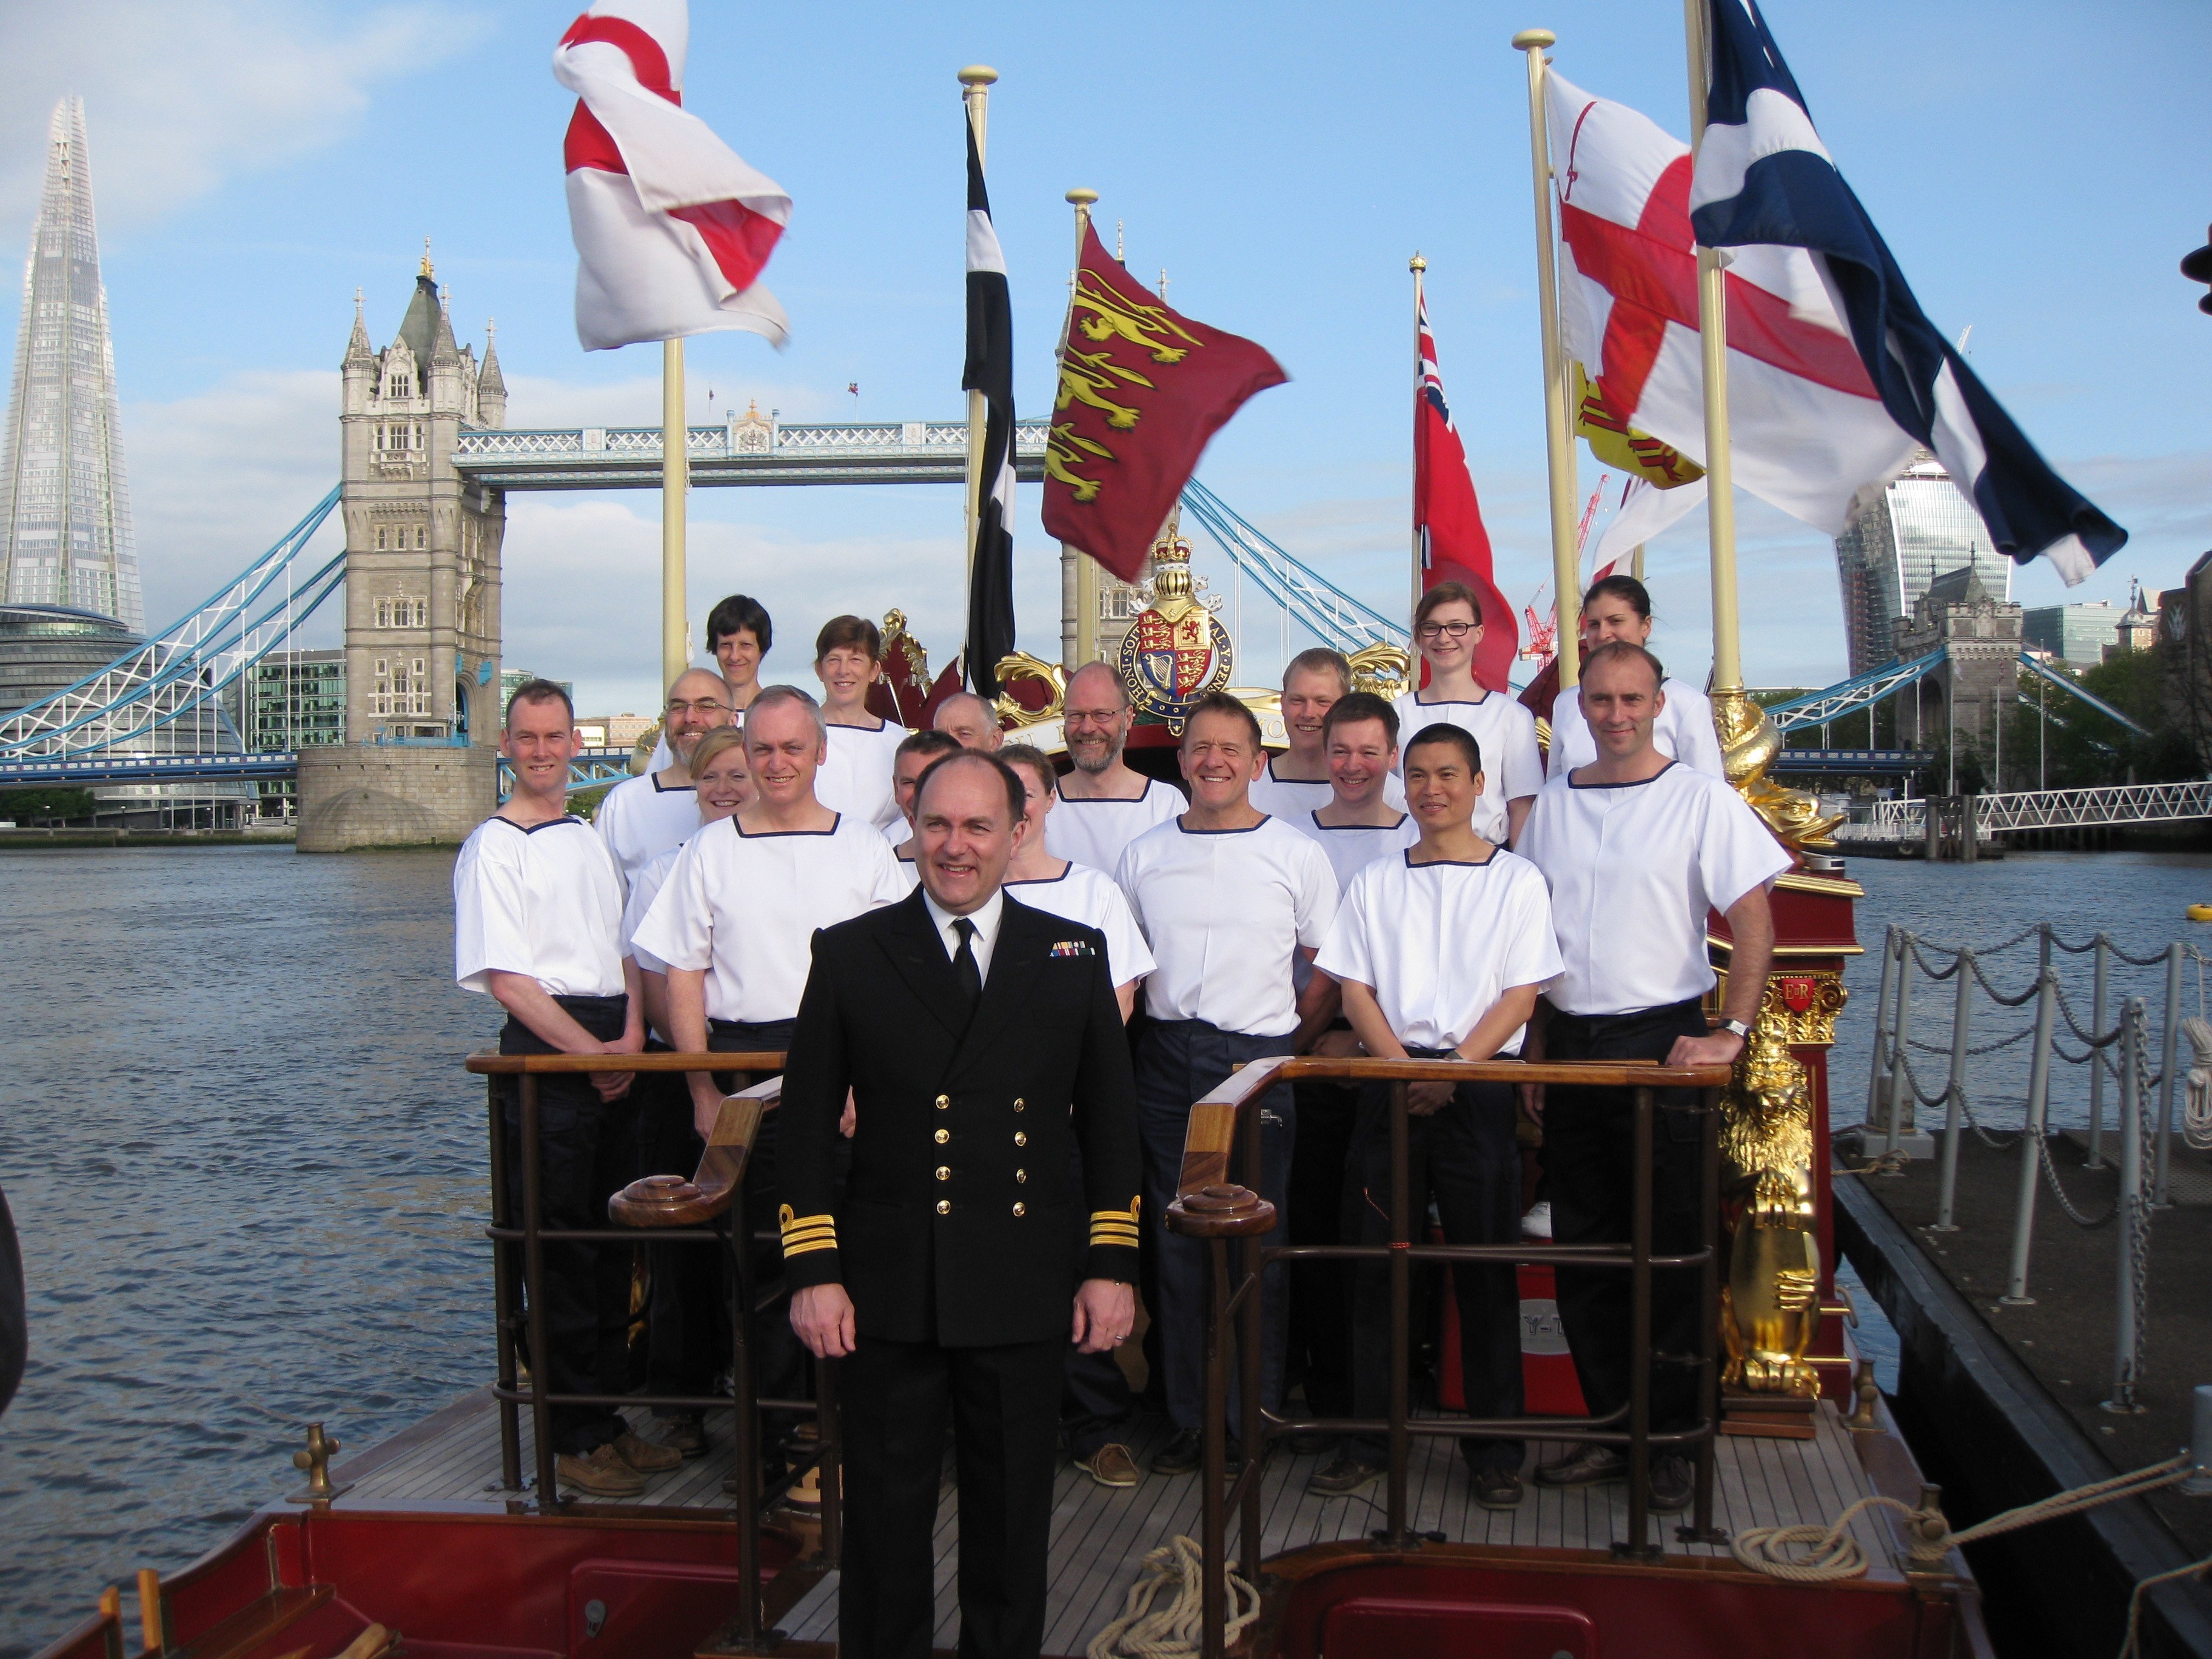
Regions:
[[2, 843, 2207, 1654]]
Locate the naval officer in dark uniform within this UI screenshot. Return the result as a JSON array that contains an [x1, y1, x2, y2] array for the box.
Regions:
[[779, 749, 1144, 1659]]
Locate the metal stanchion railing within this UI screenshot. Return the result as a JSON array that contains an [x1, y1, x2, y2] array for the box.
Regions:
[[2002, 971, 2057, 1305], [1931, 947, 1975, 1230], [2158, 942, 2184, 1206], [2107, 1003, 2148, 1416], [2088, 936, 2111, 1168], [1866, 925, 1899, 1131], [1885, 950, 1915, 1159]]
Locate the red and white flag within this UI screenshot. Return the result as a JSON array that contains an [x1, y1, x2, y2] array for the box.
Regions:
[[554, 1, 791, 351], [1544, 71, 1915, 537], [1415, 297, 1518, 694]]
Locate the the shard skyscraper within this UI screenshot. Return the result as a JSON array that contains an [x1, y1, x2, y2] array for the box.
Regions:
[[0, 98, 141, 632]]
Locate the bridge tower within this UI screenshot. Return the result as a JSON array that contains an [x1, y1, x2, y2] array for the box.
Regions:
[[1894, 564, 2024, 789], [301, 250, 506, 851]]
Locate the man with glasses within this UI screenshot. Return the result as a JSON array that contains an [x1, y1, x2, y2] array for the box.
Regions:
[[1047, 662, 1184, 876], [597, 668, 731, 893]]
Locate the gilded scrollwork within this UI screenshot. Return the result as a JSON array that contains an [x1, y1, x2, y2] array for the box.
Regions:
[[1719, 1019, 1823, 1398], [1712, 688, 1842, 851], [993, 652, 1067, 729]]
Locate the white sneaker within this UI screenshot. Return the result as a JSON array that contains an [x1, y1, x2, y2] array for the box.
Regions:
[[1520, 1201, 1553, 1240]]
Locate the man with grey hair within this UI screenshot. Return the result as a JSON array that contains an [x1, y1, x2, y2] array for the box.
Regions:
[[931, 690, 1005, 752], [597, 667, 731, 893], [1046, 662, 1183, 876]]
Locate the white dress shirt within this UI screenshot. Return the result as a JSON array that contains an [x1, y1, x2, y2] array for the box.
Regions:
[[921, 886, 1006, 982]]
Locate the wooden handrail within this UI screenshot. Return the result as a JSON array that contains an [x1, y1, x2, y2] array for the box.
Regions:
[[465, 1048, 785, 1074], [609, 1075, 783, 1227], [1175, 1056, 1731, 1199]]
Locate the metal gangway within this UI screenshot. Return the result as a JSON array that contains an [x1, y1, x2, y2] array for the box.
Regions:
[[1836, 781, 2212, 846]]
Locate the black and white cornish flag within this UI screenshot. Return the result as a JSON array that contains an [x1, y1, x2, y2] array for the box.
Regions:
[[962, 118, 1016, 697]]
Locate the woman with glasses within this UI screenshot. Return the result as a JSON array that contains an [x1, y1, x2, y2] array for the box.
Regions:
[[1390, 582, 1544, 847], [1544, 575, 1726, 782]]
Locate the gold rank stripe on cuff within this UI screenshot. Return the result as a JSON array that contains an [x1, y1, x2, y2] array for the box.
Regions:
[[1090, 1202, 1142, 1247], [777, 1205, 837, 1259]]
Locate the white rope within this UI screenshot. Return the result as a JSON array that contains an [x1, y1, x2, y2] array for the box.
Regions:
[[2119, 1552, 2212, 1659], [1086, 1536, 1261, 1659], [2181, 1017, 2212, 1151]]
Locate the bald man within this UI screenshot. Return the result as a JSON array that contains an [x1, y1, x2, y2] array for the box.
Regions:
[[933, 691, 1005, 752], [597, 668, 731, 894]]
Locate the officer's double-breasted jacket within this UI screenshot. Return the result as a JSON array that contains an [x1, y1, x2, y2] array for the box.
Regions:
[[777, 888, 1143, 1347]]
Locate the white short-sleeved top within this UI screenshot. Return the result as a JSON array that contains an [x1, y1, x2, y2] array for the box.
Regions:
[[1116, 816, 1339, 1038], [595, 773, 702, 894], [632, 813, 909, 1024], [1390, 691, 1546, 844], [892, 850, 922, 894], [1045, 777, 1185, 876], [454, 816, 626, 999], [1546, 679, 1727, 781], [1316, 848, 1563, 1054], [1287, 809, 1423, 896], [1006, 862, 1158, 990], [1249, 756, 1406, 822], [622, 841, 684, 973], [814, 719, 908, 834], [1518, 762, 1792, 1017]]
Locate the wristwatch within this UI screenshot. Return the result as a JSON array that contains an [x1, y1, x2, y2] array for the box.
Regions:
[[1718, 1018, 1753, 1040]]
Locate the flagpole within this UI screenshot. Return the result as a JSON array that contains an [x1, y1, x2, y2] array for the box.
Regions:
[[1681, 0, 1743, 699], [1064, 186, 1101, 668], [959, 65, 997, 683], [662, 337, 687, 690], [1409, 253, 1427, 618], [1514, 27, 1582, 689]]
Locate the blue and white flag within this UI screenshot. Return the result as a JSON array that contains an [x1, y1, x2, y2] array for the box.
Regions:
[[1689, 0, 2124, 583]]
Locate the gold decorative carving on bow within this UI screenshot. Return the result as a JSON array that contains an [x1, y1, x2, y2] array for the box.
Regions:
[[994, 653, 1067, 729], [1713, 688, 1842, 851], [1347, 642, 1412, 701], [883, 609, 930, 690], [1719, 1021, 1823, 1397]]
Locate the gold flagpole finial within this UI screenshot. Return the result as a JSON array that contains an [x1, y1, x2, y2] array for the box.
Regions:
[[1512, 27, 1556, 50], [1409, 252, 1427, 273], [420, 236, 433, 278], [1066, 187, 1099, 212], [957, 64, 998, 88]]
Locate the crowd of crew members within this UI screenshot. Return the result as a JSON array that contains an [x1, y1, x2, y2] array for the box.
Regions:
[[455, 576, 1783, 1512]]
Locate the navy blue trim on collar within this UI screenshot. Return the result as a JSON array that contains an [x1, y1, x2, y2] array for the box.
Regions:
[[1176, 814, 1272, 836], [1054, 779, 1167, 805], [1008, 860, 1077, 885], [1309, 809, 1409, 834], [733, 811, 846, 838], [1566, 759, 1679, 791], [492, 814, 588, 834], [1403, 845, 1500, 869], [650, 774, 697, 794], [1409, 691, 1492, 708]]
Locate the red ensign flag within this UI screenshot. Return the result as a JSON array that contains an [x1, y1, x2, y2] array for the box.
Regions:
[[1415, 296, 1518, 693], [1042, 224, 1286, 583]]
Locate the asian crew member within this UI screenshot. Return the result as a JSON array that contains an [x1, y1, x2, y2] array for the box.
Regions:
[[1116, 691, 1338, 1474], [1047, 662, 1184, 876], [1307, 722, 1563, 1509], [812, 614, 908, 834], [1002, 743, 1158, 1492], [1251, 648, 1404, 821], [634, 685, 910, 1430], [622, 725, 752, 1460], [1518, 641, 1788, 1515], [596, 668, 729, 894], [1392, 581, 1544, 848], [453, 679, 672, 1500], [1544, 575, 1726, 782]]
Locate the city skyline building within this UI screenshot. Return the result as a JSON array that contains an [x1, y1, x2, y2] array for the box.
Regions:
[[2022, 602, 2123, 670], [1832, 454, 2013, 674], [0, 98, 141, 632]]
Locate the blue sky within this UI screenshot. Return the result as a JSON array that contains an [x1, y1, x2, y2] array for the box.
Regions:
[[5, 0, 2207, 716]]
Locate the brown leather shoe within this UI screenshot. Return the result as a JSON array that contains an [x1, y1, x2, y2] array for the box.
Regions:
[[559, 1443, 646, 1498], [612, 1429, 684, 1473], [1078, 1443, 1140, 1489], [658, 1413, 709, 1460]]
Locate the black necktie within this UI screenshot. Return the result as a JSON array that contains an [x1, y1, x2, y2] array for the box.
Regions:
[[951, 917, 983, 1012]]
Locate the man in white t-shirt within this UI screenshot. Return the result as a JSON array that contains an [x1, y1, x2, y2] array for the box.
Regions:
[[1252, 648, 1406, 822], [595, 668, 729, 893], [1293, 692, 1422, 890], [454, 680, 675, 1500], [932, 691, 1005, 752], [1309, 722, 1563, 1509], [1116, 692, 1338, 1473], [1518, 641, 1789, 1515], [1047, 662, 1184, 875], [634, 684, 911, 1438]]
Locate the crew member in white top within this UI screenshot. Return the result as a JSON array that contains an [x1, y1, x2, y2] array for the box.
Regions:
[[1047, 662, 1184, 875], [811, 614, 908, 834], [1308, 722, 1563, 1508], [1251, 648, 1406, 821], [932, 691, 1005, 752], [620, 723, 751, 1459], [884, 729, 962, 888], [1391, 581, 1544, 846], [999, 742, 1158, 1490], [452, 679, 677, 1500], [1115, 692, 1339, 1472], [1294, 692, 1422, 891], [645, 592, 773, 772], [597, 668, 730, 893], [1544, 575, 1725, 780], [634, 684, 910, 1432], [1518, 641, 1789, 1514]]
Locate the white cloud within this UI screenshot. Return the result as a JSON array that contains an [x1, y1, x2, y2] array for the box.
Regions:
[[501, 374, 845, 431], [0, 2, 478, 230]]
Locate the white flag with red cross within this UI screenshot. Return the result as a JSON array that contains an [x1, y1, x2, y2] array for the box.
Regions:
[[554, 0, 791, 351]]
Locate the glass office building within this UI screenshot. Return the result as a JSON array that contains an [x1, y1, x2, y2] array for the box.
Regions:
[[1833, 454, 2013, 673], [2022, 603, 2122, 670]]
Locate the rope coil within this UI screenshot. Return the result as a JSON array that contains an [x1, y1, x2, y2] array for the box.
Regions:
[[1086, 1536, 1260, 1659]]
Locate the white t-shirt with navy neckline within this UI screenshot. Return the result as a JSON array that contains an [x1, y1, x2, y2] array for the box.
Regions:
[[1389, 689, 1546, 845], [1045, 776, 1185, 877], [1286, 808, 1423, 895], [1545, 678, 1727, 781], [454, 814, 627, 999], [815, 717, 908, 834], [1005, 861, 1156, 991], [1249, 754, 1406, 823], [595, 771, 702, 896]]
